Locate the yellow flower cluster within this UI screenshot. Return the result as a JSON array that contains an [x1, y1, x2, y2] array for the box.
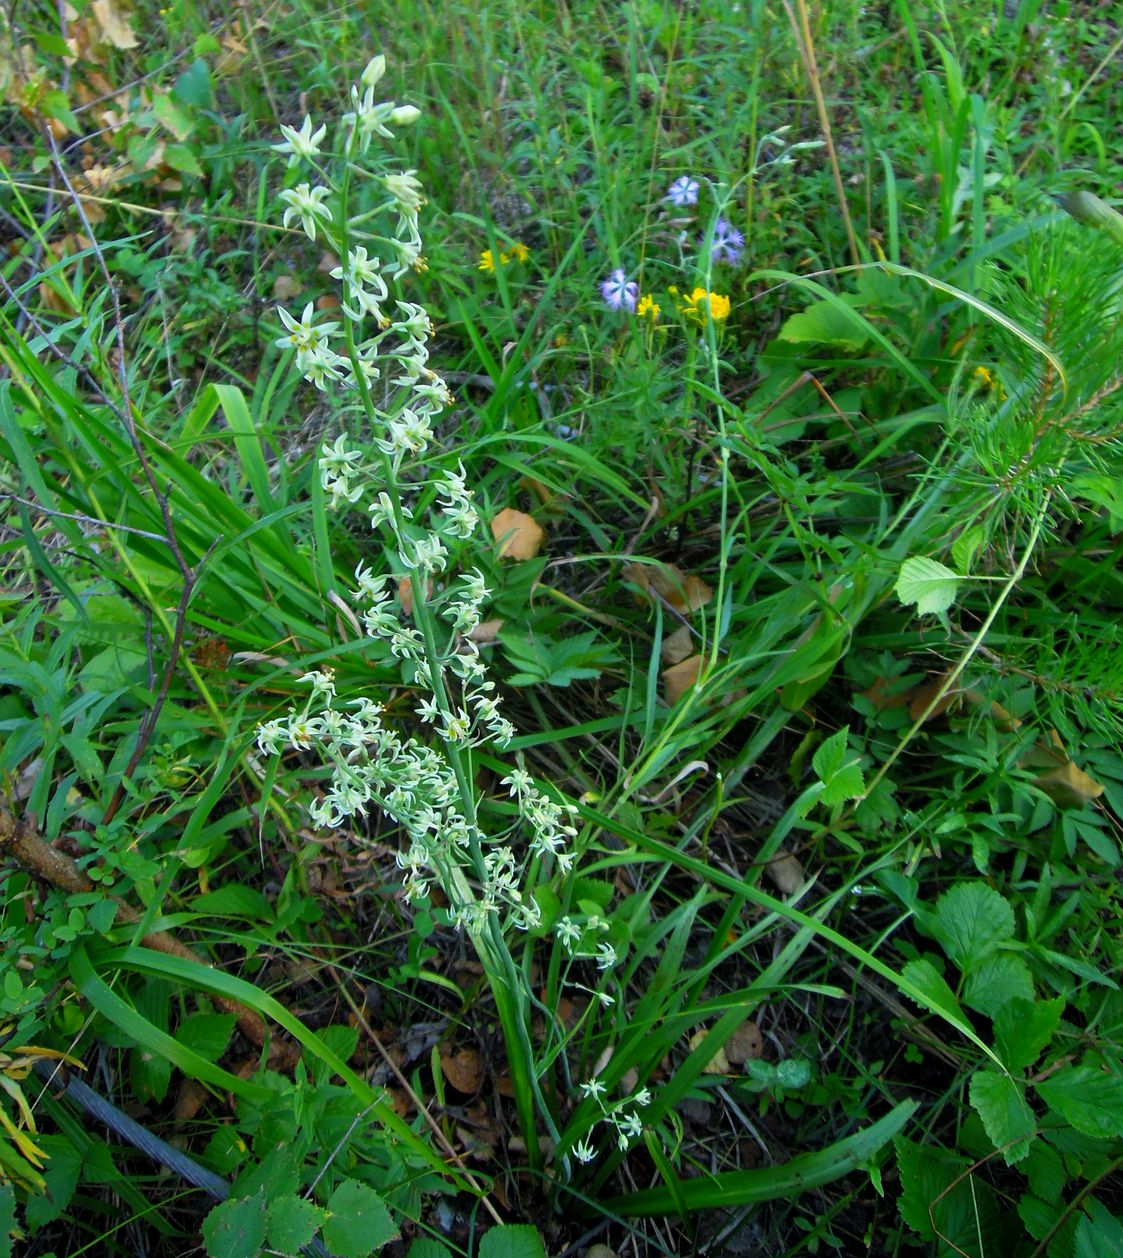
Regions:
[[669, 286, 731, 323], [478, 242, 530, 273], [637, 294, 660, 321]]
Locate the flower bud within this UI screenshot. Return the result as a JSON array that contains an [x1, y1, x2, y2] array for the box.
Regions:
[[361, 54, 387, 89], [390, 104, 421, 127], [1055, 190, 1123, 247]]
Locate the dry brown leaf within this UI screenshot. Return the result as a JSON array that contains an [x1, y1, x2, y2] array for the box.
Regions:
[[688, 1030, 729, 1075], [662, 653, 706, 704], [1033, 758, 1104, 809], [91, 0, 139, 49], [624, 560, 713, 613], [397, 576, 434, 617], [726, 1021, 764, 1065], [467, 618, 504, 644], [907, 674, 964, 722], [491, 507, 544, 560], [439, 1046, 483, 1094], [765, 849, 805, 895], [587, 1248, 621, 1258], [661, 624, 695, 666], [272, 274, 302, 301]]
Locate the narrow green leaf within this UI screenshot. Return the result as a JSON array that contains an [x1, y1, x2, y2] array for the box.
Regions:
[[602, 1101, 915, 1215]]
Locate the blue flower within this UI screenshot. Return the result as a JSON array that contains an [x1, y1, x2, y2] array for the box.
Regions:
[[710, 218, 745, 265], [665, 176, 700, 207], [600, 268, 639, 312]]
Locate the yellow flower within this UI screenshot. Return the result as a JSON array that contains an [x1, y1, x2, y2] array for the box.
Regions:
[[501, 241, 529, 263], [637, 294, 660, 321], [478, 249, 497, 273], [680, 287, 730, 323]]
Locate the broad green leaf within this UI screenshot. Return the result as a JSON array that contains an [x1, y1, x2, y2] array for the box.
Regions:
[[895, 556, 962, 616], [1037, 1063, 1123, 1139], [201, 1191, 268, 1258], [322, 1181, 397, 1257], [1023, 1137, 1065, 1205], [1075, 1199, 1123, 1258], [407, 1243, 454, 1258], [777, 294, 870, 351], [900, 958, 968, 1024], [152, 93, 194, 140], [926, 882, 1015, 972], [812, 726, 865, 804], [994, 998, 1064, 1073], [969, 1070, 1036, 1163], [896, 1137, 1000, 1249], [176, 1013, 237, 1063], [963, 952, 1034, 1018], [164, 143, 203, 176], [478, 1225, 548, 1258], [267, 1194, 327, 1256]]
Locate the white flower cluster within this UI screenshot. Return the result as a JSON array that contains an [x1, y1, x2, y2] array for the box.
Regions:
[[571, 1078, 653, 1164], [257, 53, 579, 935]]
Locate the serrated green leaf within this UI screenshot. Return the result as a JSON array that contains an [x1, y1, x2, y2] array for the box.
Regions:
[[322, 1181, 397, 1257], [963, 952, 1034, 1017], [152, 93, 194, 140], [267, 1194, 327, 1256], [812, 727, 865, 803], [994, 998, 1064, 1073], [1023, 1137, 1065, 1205], [164, 143, 203, 176], [1037, 1062, 1123, 1139], [895, 556, 962, 615], [407, 1242, 454, 1258], [478, 1224, 548, 1258], [927, 881, 1015, 972], [1075, 1199, 1123, 1258], [201, 1191, 268, 1258], [896, 1137, 999, 1248], [176, 1013, 237, 1063], [969, 1070, 1036, 1163]]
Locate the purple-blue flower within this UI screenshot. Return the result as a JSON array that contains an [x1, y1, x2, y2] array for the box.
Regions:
[[600, 268, 639, 312], [665, 176, 700, 207], [710, 218, 745, 265]]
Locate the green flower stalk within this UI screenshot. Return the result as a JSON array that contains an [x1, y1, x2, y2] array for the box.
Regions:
[[257, 53, 570, 1167]]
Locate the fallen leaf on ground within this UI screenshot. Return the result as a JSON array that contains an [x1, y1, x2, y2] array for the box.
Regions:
[[625, 561, 713, 613], [661, 624, 695, 666], [439, 1046, 483, 1094], [273, 274, 302, 301], [688, 1030, 729, 1075], [662, 653, 706, 703], [765, 849, 804, 895], [467, 618, 504, 643], [491, 507, 544, 559], [726, 1021, 764, 1065], [91, 0, 139, 48]]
